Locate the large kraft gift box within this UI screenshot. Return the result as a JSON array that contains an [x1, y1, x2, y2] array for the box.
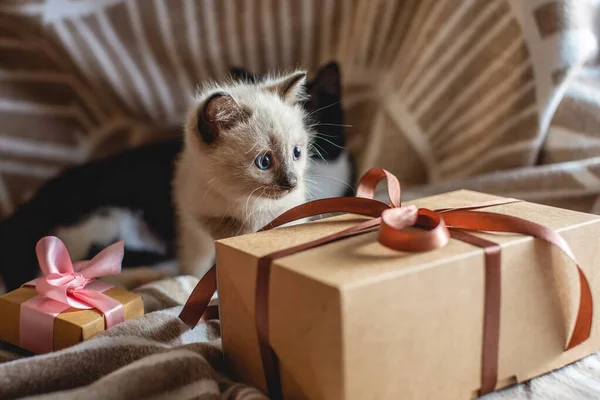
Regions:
[[215, 190, 600, 400], [0, 237, 144, 354]]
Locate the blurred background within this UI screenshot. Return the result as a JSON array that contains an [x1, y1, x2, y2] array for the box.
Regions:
[[0, 0, 600, 215]]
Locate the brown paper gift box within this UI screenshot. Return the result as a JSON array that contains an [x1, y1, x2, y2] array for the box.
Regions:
[[0, 285, 143, 353], [215, 190, 600, 400]]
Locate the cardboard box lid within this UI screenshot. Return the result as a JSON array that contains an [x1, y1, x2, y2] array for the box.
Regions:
[[216, 190, 600, 288]]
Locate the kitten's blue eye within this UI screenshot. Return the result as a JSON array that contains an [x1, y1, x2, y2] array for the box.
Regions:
[[254, 153, 272, 170], [293, 146, 301, 160]]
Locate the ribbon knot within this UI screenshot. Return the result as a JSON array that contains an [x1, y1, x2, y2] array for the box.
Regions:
[[65, 273, 88, 292], [42, 271, 88, 292], [31, 236, 126, 326]]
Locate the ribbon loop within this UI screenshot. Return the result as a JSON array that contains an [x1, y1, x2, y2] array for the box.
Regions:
[[32, 236, 126, 321], [35, 236, 74, 276], [356, 167, 401, 207], [79, 240, 125, 279]]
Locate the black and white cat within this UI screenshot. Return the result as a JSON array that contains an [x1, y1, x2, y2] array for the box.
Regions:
[[0, 62, 355, 291]]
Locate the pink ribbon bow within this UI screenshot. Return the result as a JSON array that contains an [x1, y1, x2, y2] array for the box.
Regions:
[[19, 236, 126, 353]]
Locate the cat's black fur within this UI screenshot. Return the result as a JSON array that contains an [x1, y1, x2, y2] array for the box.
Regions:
[[0, 62, 353, 291], [0, 139, 182, 290]]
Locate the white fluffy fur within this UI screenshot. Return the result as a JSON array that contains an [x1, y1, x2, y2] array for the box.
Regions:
[[174, 71, 311, 278]]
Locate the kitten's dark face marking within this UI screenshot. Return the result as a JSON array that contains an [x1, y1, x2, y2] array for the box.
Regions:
[[304, 62, 345, 160], [197, 92, 250, 144], [231, 61, 345, 161]]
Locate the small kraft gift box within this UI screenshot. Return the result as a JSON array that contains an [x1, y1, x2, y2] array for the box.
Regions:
[[179, 168, 600, 400], [0, 237, 144, 354]]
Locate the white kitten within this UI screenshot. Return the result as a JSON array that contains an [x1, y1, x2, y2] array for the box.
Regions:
[[173, 71, 312, 278]]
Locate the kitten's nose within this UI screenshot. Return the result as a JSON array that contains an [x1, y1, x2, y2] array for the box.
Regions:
[[278, 174, 298, 190]]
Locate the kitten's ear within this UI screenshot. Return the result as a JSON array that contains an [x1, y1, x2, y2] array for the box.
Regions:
[[310, 61, 341, 97], [197, 92, 247, 144], [265, 71, 307, 104]]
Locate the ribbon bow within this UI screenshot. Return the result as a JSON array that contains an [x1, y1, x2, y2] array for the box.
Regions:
[[32, 236, 126, 328], [179, 168, 593, 398]]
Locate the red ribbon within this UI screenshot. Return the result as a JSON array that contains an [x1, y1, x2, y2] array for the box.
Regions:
[[179, 168, 593, 398]]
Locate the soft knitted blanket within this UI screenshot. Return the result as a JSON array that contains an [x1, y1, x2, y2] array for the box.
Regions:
[[0, 275, 267, 400], [1, 274, 600, 400]]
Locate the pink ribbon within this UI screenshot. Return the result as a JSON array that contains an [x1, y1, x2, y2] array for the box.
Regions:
[[19, 236, 126, 353]]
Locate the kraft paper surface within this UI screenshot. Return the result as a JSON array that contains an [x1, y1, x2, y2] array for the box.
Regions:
[[216, 190, 600, 400]]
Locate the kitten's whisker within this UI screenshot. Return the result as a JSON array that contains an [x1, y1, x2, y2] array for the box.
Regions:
[[234, 214, 246, 236], [225, 217, 236, 233], [306, 158, 325, 167], [313, 136, 345, 150], [305, 187, 319, 199], [300, 178, 321, 199], [246, 187, 268, 229], [245, 185, 267, 217], [310, 123, 353, 128], [308, 132, 342, 139], [259, 188, 269, 211], [199, 177, 221, 202], [219, 186, 252, 227], [308, 100, 341, 117], [310, 142, 330, 155], [304, 179, 322, 191], [254, 187, 267, 210], [309, 144, 327, 162], [245, 142, 260, 154], [219, 186, 259, 227], [310, 175, 355, 191]]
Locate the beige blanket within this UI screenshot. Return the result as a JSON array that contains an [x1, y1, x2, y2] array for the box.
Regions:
[[1, 275, 600, 400], [0, 276, 269, 400]]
